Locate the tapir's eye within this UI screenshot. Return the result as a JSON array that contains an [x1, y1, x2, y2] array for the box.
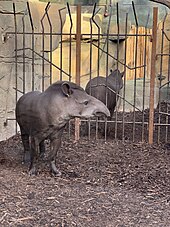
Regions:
[[84, 100, 89, 105]]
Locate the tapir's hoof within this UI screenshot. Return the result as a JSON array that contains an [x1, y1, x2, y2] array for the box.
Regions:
[[28, 166, 38, 176], [50, 167, 62, 177], [51, 169, 62, 177], [40, 152, 45, 160], [22, 152, 31, 164], [50, 161, 61, 177]]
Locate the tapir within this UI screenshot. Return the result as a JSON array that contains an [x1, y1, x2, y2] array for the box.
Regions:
[[85, 69, 124, 118], [16, 81, 110, 175]]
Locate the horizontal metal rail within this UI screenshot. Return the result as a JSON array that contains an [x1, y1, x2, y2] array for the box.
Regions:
[[6, 32, 152, 37]]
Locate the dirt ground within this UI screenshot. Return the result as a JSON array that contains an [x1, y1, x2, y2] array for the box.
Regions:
[[0, 129, 170, 227]]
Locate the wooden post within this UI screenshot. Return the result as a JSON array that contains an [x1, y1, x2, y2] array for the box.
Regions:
[[148, 7, 158, 144], [75, 4, 81, 141]]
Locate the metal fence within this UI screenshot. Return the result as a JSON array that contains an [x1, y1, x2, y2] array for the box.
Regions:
[[2, 1, 170, 144]]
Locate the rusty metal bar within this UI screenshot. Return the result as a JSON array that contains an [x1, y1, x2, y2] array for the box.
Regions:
[[4, 118, 16, 127], [22, 14, 26, 94], [89, 3, 96, 92], [104, 5, 112, 141], [91, 4, 101, 140], [41, 21, 45, 91], [91, 6, 101, 78], [27, 2, 35, 91], [75, 4, 81, 141], [132, 1, 138, 27], [158, 13, 167, 143], [88, 3, 97, 140], [114, 2, 120, 140], [13, 2, 18, 134], [59, 8, 63, 81], [40, 3, 49, 91], [157, 53, 170, 56], [7, 31, 151, 37], [41, 2, 51, 91], [148, 7, 158, 144], [67, 2, 73, 81], [132, 1, 139, 142], [81, 119, 170, 127], [67, 3, 73, 140], [160, 80, 170, 88], [75, 4, 81, 85], [165, 42, 170, 142], [46, 3, 52, 84], [122, 12, 128, 142], [142, 13, 150, 142], [13, 87, 24, 94]]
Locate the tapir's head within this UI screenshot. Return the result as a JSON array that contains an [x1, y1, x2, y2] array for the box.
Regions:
[[109, 69, 124, 91], [49, 81, 110, 119]]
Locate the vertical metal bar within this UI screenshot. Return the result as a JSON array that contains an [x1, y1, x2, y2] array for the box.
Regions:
[[13, 3, 18, 134], [165, 41, 170, 142], [22, 15, 26, 94], [75, 4, 81, 141], [88, 4, 96, 140], [105, 5, 112, 141], [41, 19, 45, 91], [91, 6, 101, 140], [40, 2, 50, 91], [90, 4, 96, 93], [142, 13, 150, 141], [157, 14, 166, 143], [114, 2, 119, 140], [27, 2, 35, 91], [132, 1, 138, 142], [91, 7, 100, 78], [76, 4, 81, 85], [59, 8, 63, 81], [148, 7, 158, 144], [122, 13, 128, 142], [46, 4, 52, 84], [67, 2, 73, 82], [67, 3, 73, 140]]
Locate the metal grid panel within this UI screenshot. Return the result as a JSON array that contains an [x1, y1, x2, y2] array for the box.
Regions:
[[2, 1, 170, 144]]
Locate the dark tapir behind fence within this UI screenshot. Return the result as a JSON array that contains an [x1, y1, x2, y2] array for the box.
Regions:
[[85, 69, 124, 118], [16, 81, 110, 175]]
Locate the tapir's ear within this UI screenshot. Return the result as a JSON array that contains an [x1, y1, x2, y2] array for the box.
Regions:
[[61, 82, 73, 97]]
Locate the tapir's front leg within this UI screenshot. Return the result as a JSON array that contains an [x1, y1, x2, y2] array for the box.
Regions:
[[49, 129, 63, 176], [29, 136, 39, 175]]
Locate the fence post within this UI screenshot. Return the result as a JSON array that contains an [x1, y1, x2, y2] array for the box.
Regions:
[[75, 4, 81, 141], [149, 7, 158, 144]]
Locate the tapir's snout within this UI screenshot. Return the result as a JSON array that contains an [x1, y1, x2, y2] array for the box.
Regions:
[[89, 96, 110, 118], [94, 109, 110, 117], [79, 95, 110, 119], [93, 103, 110, 118]]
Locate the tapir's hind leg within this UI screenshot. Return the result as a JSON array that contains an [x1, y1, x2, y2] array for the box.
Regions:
[[39, 140, 45, 159], [20, 127, 30, 163], [49, 129, 63, 176]]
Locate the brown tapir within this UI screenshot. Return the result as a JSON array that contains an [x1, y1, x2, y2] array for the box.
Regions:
[[16, 81, 110, 175]]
